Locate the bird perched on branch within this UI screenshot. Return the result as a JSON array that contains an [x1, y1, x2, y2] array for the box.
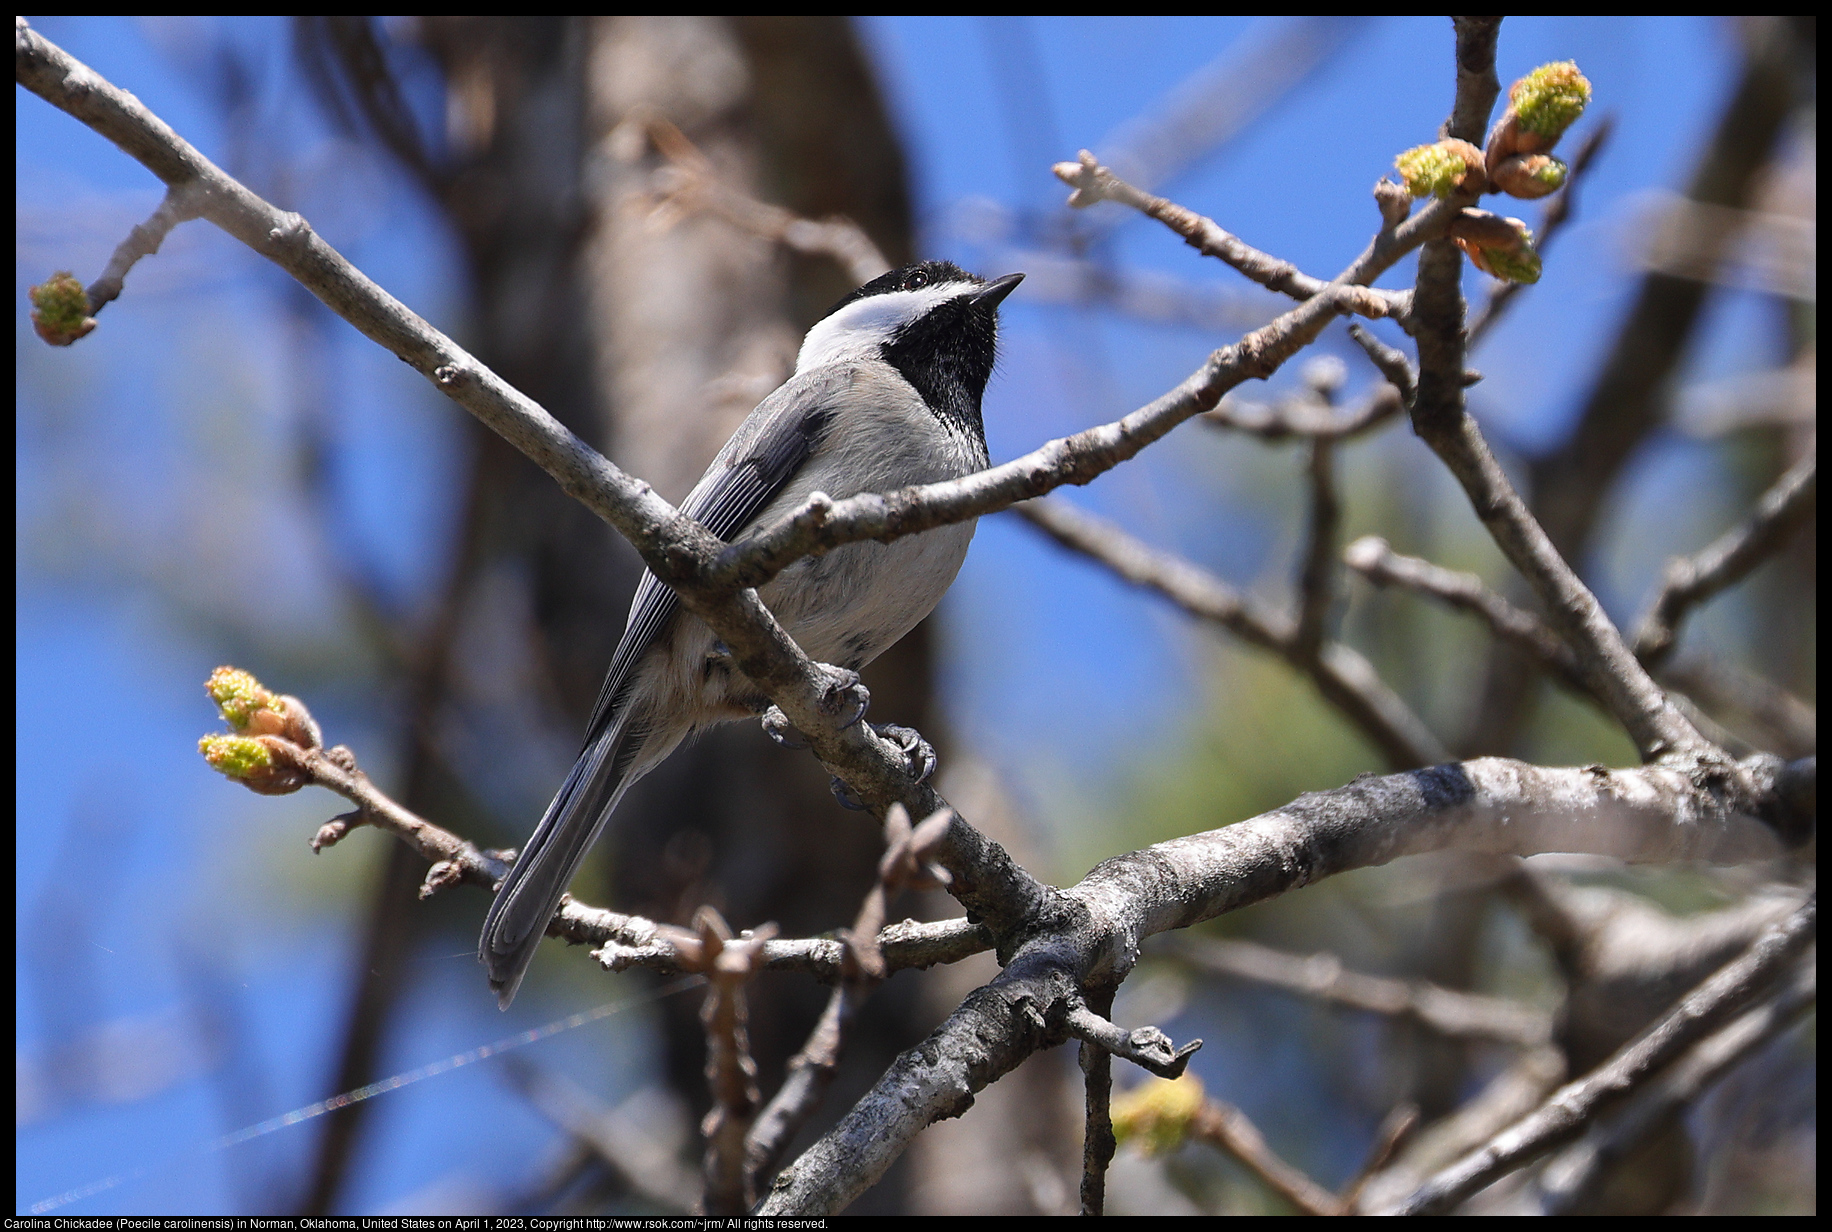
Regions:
[[481, 261, 1023, 1007]]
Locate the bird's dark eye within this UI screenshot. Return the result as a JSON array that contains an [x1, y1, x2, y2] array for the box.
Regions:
[[906, 269, 928, 290]]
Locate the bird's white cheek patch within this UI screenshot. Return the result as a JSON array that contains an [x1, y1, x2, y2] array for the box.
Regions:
[[796, 284, 966, 372]]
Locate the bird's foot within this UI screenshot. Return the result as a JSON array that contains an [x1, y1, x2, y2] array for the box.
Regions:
[[872, 723, 938, 785], [760, 705, 810, 750], [812, 664, 871, 729], [827, 722, 938, 811]]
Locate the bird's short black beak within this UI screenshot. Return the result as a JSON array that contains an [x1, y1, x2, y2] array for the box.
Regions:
[[971, 272, 1024, 309]]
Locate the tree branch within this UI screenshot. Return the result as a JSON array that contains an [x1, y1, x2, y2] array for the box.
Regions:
[[1536, 959, 1816, 1214], [1174, 937, 1552, 1048], [1402, 59, 1710, 762], [1190, 1096, 1343, 1216], [1345, 535, 1590, 698], [1633, 450, 1816, 668], [638, 115, 893, 286], [1384, 893, 1815, 1215], [1016, 497, 1450, 769], [758, 753, 1790, 1214]]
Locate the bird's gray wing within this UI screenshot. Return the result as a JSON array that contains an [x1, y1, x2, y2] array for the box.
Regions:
[[579, 364, 845, 742]]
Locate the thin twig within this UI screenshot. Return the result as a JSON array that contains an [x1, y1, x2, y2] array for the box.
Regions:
[[744, 805, 954, 1187], [663, 908, 776, 1215], [1385, 894, 1816, 1215], [1338, 1103, 1421, 1214], [1079, 984, 1118, 1217], [1190, 1097, 1342, 1216], [1346, 537, 1816, 759], [1201, 384, 1402, 441], [86, 183, 203, 312], [1659, 656, 1816, 762], [1175, 937, 1552, 1048], [1292, 436, 1341, 662], [505, 1062, 699, 1212], [1537, 959, 1816, 1215], [641, 116, 892, 285], [1016, 498, 1450, 769], [1344, 536, 1589, 697], [1633, 450, 1816, 668]]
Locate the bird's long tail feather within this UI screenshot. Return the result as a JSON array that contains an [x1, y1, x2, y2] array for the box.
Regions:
[[480, 710, 651, 1008]]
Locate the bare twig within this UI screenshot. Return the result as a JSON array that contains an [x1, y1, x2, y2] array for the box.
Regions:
[[1192, 1097, 1342, 1216], [88, 183, 203, 313], [1175, 937, 1552, 1048], [1200, 383, 1402, 441], [640, 116, 892, 285], [744, 805, 953, 1187], [1536, 959, 1816, 1214], [1345, 536, 1589, 697], [660, 908, 777, 1215], [1064, 999, 1202, 1080], [1338, 1102, 1421, 1213], [1346, 537, 1817, 760], [1292, 435, 1342, 662], [1017, 498, 1450, 769], [1385, 894, 1816, 1215], [1078, 984, 1118, 1217], [1633, 450, 1817, 668], [505, 1064, 699, 1212], [1660, 656, 1816, 762]]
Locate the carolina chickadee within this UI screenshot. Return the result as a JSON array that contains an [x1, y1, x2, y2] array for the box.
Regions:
[[481, 261, 1023, 1007]]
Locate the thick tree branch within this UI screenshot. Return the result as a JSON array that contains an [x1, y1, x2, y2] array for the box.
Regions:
[[1385, 893, 1815, 1215], [1017, 497, 1449, 769], [758, 754, 1789, 1213]]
